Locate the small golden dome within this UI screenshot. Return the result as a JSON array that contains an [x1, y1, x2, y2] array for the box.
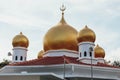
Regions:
[[94, 44, 105, 58], [12, 32, 29, 48], [43, 7, 78, 51], [38, 50, 44, 59], [77, 25, 96, 43]]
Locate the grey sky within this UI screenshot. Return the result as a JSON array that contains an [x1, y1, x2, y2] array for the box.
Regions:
[[0, 0, 120, 62]]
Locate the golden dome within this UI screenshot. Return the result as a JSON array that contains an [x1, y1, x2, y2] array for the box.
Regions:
[[12, 32, 29, 48], [38, 50, 44, 59], [43, 7, 78, 51], [77, 25, 96, 43], [94, 44, 105, 58]]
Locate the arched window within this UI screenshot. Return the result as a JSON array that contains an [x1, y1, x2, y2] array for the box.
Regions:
[[80, 52, 81, 57], [20, 56, 23, 61], [90, 52, 92, 57], [84, 51, 87, 57], [15, 56, 18, 60]]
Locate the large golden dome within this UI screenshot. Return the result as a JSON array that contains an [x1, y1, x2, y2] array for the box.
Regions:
[[43, 8, 78, 51], [12, 32, 29, 48], [94, 44, 105, 58], [77, 25, 96, 43], [38, 50, 44, 59]]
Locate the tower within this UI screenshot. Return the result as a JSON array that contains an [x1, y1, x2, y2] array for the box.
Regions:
[[77, 25, 96, 64], [12, 32, 29, 62]]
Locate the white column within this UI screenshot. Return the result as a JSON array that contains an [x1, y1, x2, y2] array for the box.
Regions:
[[97, 58, 105, 63], [12, 47, 27, 62], [78, 42, 97, 64]]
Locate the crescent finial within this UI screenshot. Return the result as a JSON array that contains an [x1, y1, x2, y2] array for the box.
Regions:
[[60, 4, 66, 13]]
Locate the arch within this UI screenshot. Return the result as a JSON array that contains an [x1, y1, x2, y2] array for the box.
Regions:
[[15, 56, 18, 60], [89, 52, 92, 57], [80, 52, 81, 57], [20, 56, 23, 61], [84, 51, 87, 57]]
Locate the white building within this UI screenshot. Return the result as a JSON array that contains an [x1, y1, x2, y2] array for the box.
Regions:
[[0, 5, 120, 80]]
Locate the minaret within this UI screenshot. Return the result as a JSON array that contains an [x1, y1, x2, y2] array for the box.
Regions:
[[77, 25, 96, 64], [12, 32, 29, 62]]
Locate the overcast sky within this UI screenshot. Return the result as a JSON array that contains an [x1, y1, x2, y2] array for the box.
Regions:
[[0, 0, 120, 62]]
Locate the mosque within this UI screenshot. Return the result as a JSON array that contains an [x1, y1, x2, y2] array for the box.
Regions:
[[0, 5, 120, 80]]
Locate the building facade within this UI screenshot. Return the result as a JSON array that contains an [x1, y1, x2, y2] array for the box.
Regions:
[[0, 5, 120, 80]]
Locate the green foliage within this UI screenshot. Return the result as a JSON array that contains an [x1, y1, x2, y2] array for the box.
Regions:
[[0, 59, 10, 68], [112, 61, 120, 67]]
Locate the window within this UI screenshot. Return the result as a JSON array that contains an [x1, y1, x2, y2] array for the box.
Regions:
[[90, 52, 92, 57], [89, 47, 93, 52], [84, 51, 87, 57], [80, 52, 81, 57], [20, 56, 23, 61], [15, 56, 18, 60]]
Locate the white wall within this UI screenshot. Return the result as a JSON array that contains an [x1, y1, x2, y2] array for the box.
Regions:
[[0, 76, 40, 80], [44, 50, 78, 58], [12, 47, 27, 62]]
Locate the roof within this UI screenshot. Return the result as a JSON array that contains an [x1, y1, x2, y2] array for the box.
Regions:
[[9, 56, 119, 68], [9, 56, 78, 66]]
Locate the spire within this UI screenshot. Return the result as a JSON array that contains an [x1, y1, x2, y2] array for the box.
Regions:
[[60, 4, 66, 24], [85, 25, 88, 28], [20, 32, 23, 35], [96, 44, 99, 47]]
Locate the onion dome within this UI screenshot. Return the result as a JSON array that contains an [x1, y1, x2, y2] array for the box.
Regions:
[[12, 32, 29, 48], [43, 5, 78, 51], [38, 50, 44, 59], [77, 25, 96, 43], [94, 44, 105, 58]]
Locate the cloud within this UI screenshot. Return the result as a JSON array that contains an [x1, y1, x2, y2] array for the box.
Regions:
[[0, 13, 49, 27], [0, 0, 120, 62], [106, 47, 120, 61]]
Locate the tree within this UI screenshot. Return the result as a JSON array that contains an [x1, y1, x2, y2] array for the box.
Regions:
[[0, 59, 10, 68], [112, 61, 120, 67]]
